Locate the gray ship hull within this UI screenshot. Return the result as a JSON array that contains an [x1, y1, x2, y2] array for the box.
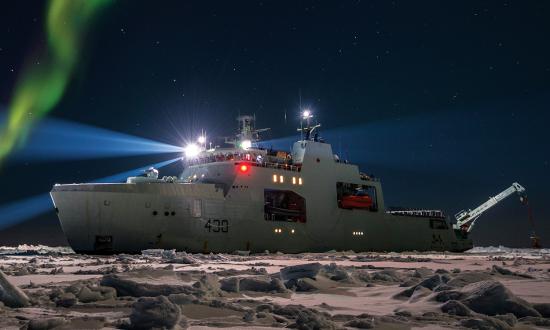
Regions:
[[51, 180, 472, 254]]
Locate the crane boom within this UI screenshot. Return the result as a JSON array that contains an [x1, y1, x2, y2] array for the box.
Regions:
[[453, 182, 526, 233]]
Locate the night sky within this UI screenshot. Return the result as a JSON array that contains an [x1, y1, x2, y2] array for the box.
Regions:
[[0, 1, 549, 247]]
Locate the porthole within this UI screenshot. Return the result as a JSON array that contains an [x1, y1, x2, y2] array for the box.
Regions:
[[164, 211, 169, 216], [171, 211, 176, 216], [152, 211, 158, 216]]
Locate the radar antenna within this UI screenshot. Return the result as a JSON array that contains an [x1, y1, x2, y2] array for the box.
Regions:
[[225, 115, 270, 148], [297, 110, 321, 141]]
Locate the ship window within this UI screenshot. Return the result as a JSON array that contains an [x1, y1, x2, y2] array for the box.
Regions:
[[192, 199, 202, 218], [264, 189, 306, 223], [336, 182, 378, 212], [273, 174, 278, 183]]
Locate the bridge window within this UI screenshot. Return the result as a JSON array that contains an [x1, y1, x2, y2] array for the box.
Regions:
[[264, 189, 306, 223], [336, 182, 378, 211]]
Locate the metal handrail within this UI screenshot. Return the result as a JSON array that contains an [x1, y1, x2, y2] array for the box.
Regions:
[[387, 209, 446, 218], [187, 157, 302, 172], [237, 161, 301, 172]]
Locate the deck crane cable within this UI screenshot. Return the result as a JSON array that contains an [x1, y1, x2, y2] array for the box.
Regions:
[[521, 196, 541, 249]]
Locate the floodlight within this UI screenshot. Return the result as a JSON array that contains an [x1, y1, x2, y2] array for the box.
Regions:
[[184, 143, 200, 158]]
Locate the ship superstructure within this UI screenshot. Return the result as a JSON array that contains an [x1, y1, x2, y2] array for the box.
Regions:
[[51, 113, 476, 253]]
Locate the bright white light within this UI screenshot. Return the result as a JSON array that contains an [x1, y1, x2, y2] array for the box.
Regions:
[[241, 139, 252, 150], [184, 143, 201, 158], [302, 110, 311, 119], [197, 136, 206, 144]]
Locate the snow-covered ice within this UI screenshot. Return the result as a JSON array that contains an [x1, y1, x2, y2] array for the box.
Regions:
[[0, 246, 548, 329]]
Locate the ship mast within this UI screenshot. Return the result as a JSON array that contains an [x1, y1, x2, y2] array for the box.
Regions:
[[297, 110, 321, 141], [225, 115, 270, 149]]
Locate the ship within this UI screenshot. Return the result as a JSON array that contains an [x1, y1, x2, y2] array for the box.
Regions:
[[51, 113, 476, 254]]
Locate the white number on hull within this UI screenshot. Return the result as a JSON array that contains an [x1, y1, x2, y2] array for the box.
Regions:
[[205, 219, 229, 233]]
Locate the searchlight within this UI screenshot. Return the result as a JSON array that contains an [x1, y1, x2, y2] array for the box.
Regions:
[[241, 139, 252, 150], [184, 143, 201, 158]]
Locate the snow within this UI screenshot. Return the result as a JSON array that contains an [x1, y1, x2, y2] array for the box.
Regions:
[[0, 246, 548, 329]]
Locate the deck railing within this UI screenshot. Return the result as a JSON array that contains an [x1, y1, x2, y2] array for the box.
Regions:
[[245, 161, 301, 172], [387, 209, 446, 218], [187, 156, 302, 172]]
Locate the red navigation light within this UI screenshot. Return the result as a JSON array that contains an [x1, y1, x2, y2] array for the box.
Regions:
[[239, 164, 249, 173]]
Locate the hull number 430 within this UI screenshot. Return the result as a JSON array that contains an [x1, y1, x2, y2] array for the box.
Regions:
[[205, 219, 229, 233]]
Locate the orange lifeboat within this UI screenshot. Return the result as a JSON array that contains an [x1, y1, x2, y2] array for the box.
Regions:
[[341, 194, 373, 209]]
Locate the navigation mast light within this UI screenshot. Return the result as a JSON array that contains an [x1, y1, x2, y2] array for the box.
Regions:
[[197, 135, 206, 144], [184, 143, 201, 158], [302, 109, 311, 119]]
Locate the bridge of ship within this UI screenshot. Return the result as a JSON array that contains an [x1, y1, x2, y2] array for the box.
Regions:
[[185, 147, 300, 171], [184, 147, 380, 181]]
